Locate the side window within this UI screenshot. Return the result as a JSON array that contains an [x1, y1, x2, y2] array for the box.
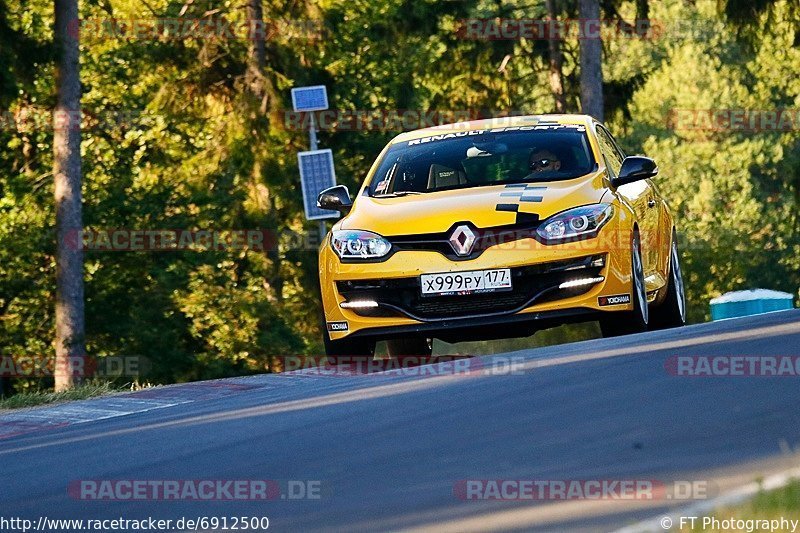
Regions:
[[603, 126, 627, 161], [595, 126, 623, 176]]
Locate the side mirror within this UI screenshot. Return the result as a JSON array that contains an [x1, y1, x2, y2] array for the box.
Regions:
[[611, 156, 659, 187], [317, 185, 353, 214]]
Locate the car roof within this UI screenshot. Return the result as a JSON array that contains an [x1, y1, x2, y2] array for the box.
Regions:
[[389, 114, 595, 145]]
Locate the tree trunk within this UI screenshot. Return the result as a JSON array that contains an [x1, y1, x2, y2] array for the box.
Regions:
[[635, 0, 650, 37], [579, 0, 604, 120], [246, 0, 275, 114], [53, 0, 85, 391], [545, 0, 566, 113], [244, 0, 283, 303]]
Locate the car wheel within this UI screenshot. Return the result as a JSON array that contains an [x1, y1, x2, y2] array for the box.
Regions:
[[649, 231, 687, 330], [599, 229, 649, 338], [386, 338, 433, 357], [323, 334, 375, 358]]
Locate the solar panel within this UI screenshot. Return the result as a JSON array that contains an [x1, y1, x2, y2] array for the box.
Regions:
[[291, 85, 329, 112], [298, 149, 339, 220]]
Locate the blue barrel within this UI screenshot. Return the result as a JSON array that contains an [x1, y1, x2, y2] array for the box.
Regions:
[[710, 290, 795, 321]]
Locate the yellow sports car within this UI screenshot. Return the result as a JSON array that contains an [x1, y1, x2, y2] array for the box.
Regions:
[[317, 115, 685, 356]]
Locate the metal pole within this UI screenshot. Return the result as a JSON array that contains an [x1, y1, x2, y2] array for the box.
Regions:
[[308, 113, 325, 241], [309, 112, 318, 151]]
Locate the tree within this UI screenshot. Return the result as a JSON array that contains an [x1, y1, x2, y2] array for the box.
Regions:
[[245, 0, 274, 113], [53, 0, 85, 391], [579, 0, 603, 120], [545, 0, 566, 113]]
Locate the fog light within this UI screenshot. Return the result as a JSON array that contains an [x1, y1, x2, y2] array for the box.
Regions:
[[559, 276, 604, 289], [340, 300, 379, 309]]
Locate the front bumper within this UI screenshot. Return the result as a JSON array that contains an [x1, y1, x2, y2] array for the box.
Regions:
[[320, 223, 635, 341]]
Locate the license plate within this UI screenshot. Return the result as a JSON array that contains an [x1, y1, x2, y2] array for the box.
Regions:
[[420, 268, 512, 297]]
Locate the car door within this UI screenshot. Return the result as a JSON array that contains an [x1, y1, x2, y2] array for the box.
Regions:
[[595, 125, 660, 283]]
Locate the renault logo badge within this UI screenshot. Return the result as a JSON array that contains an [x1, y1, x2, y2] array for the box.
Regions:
[[449, 225, 476, 256]]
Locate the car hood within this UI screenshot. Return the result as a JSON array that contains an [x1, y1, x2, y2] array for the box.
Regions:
[[340, 172, 608, 236]]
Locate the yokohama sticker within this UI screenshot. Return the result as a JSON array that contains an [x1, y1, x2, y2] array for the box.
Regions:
[[327, 321, 349, 332], [598, 294, 631, 306]]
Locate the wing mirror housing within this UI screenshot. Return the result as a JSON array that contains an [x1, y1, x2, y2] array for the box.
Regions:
[[317, 185, 353, 214], [611, 156, 659, 187]]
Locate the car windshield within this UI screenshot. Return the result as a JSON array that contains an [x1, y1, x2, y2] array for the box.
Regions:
[[369, 125, 596, 196]]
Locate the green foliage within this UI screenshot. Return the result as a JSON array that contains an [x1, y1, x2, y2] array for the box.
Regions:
[[619, 0, 800, 322]]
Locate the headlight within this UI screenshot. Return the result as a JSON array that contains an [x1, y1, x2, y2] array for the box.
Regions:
[[537, 204, 613, 243], [331, 230, 392, 260]]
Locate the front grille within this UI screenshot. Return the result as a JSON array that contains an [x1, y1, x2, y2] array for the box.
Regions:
[[337, 255, 605, 321], [388, 221, 539, 261], [412, 292, 531, 317]]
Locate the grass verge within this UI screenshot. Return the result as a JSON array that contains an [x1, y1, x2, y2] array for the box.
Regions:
[[682, 478, 800, 531], [0, 381, 120, 411]]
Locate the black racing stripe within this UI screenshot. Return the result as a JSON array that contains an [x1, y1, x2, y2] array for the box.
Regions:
[[519, 196, 543, 203], [496, 203, 520, 212], [515, 212, 540, 224], [524, 186, 547, 192], [504, 183, 527, 188]]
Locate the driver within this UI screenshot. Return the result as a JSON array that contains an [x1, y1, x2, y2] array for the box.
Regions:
[[528, 149, 561, 173]]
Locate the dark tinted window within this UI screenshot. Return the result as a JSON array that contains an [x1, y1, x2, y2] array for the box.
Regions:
[[369, 125, 596, 196]]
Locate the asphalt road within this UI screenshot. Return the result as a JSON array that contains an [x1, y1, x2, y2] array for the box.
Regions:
[[2, 310, 800, 532]]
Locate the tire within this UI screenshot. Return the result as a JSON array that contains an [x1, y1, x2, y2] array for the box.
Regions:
[[386, 338, 433, 357], [599, 229, 649, 338], [323, 333, 375, 358], [649, 231, 687, 330]]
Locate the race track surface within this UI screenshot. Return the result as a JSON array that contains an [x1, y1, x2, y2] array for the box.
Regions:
[[2, 310, 800, 532]]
